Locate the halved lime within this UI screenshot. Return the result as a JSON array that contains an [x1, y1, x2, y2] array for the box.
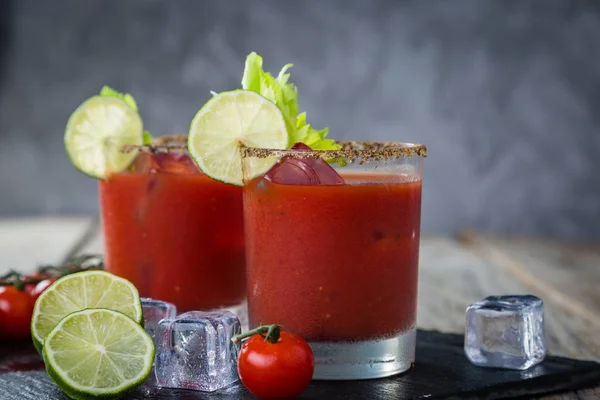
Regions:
[[65, 95, 143, 179], [43, 308, 154, 400], [31, 271, 143, 353], [188, 90, 289, 186]]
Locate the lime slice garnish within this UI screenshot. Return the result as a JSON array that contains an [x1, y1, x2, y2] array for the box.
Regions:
[[65, 95, 143, 179], [43, 308, 154, 400], [188, 90, 289, 186], [31, 271, 143, 353]]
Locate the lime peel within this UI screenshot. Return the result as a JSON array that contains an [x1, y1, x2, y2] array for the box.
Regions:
[[99, 85, 139, 113], [241, 52, 341, 152]]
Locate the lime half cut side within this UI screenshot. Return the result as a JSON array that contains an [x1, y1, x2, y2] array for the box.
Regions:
[[43, 308, 154, 400], [31, 270, 143, 353], [65, 95, 143, 179], [188, 90, 289, 186]]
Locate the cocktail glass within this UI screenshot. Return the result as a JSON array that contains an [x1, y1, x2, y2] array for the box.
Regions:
[[241, 141, 426, 380], [99, 135, 246, 313]]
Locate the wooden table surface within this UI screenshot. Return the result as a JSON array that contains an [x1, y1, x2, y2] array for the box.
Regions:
[[1, 217, 598, 399]]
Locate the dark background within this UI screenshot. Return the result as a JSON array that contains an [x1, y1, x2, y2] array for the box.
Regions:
[[0, 0, 599, 240]]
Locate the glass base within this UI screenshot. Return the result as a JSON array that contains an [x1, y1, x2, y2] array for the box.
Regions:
[[311, 328, 416, 380]]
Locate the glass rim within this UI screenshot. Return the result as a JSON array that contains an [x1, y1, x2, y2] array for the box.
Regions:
[[122, 136, 427, 160], [122, 134, 187, 153], [242, 141, 427, 161]]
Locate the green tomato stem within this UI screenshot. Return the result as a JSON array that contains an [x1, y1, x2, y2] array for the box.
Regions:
[[0, 254, 104, 290], [231, 324, 281, 345]]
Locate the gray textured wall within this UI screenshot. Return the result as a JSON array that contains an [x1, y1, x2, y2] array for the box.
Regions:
[[0, 0, 599, 239]]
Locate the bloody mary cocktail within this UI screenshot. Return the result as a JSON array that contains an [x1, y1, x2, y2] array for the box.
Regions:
[[99, 144, 246, 312], [242, 142, 426, 380]]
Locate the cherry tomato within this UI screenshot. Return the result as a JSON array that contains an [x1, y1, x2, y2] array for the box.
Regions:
[[24, 284, 37, 297], [0, 286, 35, 340], [29, 279, 56, 300], [236, 325, 314, 399]]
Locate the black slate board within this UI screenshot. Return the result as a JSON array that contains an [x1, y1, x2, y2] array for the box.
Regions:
[[0, 330, 599, 400]]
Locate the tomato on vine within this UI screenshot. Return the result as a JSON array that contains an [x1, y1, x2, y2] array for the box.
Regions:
[[233, 324, 314, 399], [0, 286, 35, 339], [0, 254, 102, 341]]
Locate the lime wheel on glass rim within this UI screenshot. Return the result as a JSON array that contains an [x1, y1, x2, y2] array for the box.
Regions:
[[187, 89, 289, 186], [64, 93, 144, 179]]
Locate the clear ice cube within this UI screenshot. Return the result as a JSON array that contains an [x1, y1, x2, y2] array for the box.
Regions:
[[155, 310, 241, 392], [465, 295, 546, 370], [141, 298, 177, 386], [142, 298, 177, 341], [265, 142, 344, 185]]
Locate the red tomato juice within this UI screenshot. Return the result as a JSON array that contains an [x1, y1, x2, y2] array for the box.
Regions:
[[244, 173, 422, 342], [99, 153, 246, 312]]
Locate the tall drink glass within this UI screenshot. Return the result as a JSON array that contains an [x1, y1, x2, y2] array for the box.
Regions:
[[241, 142, 426, 379], [99, 136, 246, 312]]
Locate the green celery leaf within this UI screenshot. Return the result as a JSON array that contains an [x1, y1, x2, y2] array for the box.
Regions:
[[142, 130, 152, 145], [99, 86, 139, 112], [241, 52, 341, 156]]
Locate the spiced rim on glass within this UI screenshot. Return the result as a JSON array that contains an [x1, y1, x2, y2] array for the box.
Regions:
[[240, 140, 427, 162]]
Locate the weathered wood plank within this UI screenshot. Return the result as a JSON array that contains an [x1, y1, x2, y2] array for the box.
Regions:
[[421, 237, 600, 398], [419, 237, 600, 361], [0, 217, 93, 276], [58, 218, 100, 263], [78, 223, 103, 255], [459, 231, 600, 361], [459, 231, 600, 327]]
